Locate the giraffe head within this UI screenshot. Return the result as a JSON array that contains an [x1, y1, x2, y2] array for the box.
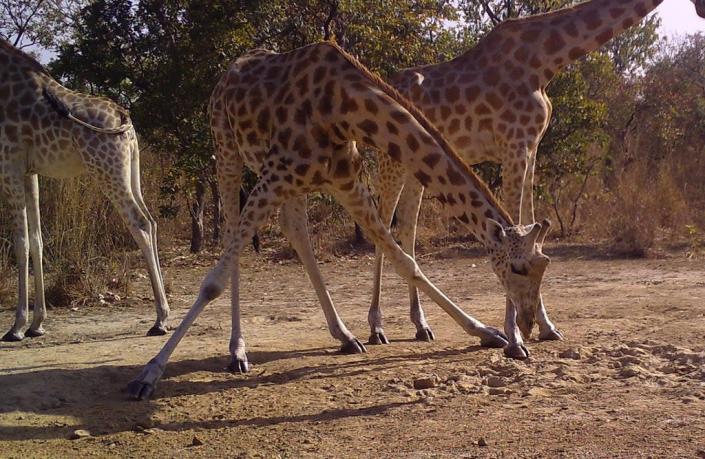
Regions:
[[694, 0, 705, 17], [486, 218, 551, 339]]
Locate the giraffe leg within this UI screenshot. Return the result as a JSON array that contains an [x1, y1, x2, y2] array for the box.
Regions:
[[24, 174, 46, 337], [128, 169, 289, 399], [326, 175, 508, 348], [520, 151, 537, 225], [129, 139, 169, 332], [215, 150, 248, 372], [368, 155, 404, 345], [280, 195, 365, 353], [503, 297, 529, 360], [96, 169, 169, 336], [501, 155, 527, 224], [1, 175, 29, 342], [396, 179, 434, 342], [537, 294, 563, 341], [520, 152, 562, 340]]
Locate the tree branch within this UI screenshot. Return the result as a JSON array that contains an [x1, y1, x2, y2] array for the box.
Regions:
[[479, 0, 501, 25]]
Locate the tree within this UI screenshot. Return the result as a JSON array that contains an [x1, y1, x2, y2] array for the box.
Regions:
[[0, 0, 85, 50]]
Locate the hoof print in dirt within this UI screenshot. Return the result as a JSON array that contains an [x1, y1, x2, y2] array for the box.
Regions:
[[1, 330, 24, 342], [368, 332, 389, 345], [146, 325, 168, 337], [228, 358, 250, 374], [504, 343, 530, 360], [415, 327, 435, 342], [539, 328, 564, 341], [340, 338, 367, 354], [127, 380, 155, 401], [25, 328, 45, 338]]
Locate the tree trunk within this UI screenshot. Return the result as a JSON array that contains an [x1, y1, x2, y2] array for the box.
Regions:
[[190, 176, 207, 253], [209, 177, 222, 244], [353, 222, 366, 245]]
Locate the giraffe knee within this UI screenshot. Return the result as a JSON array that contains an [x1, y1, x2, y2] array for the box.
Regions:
[[200, 271, 226, 302]]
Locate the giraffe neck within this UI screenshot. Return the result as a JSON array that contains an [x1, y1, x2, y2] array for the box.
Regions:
[[489, 0, 664, 87], [329, 42, 513, 244]]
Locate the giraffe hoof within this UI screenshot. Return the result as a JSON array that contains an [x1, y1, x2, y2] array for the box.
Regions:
[[127, 379, 155, 400], [341, 338, 367, 354], [228, 357, 250, 374], [368, 332, 389, 345], [25, 327, 45, 338], [146, 325, 168, 336], [415, 327, 435, 342], [479, 328, 508, 348], [539, 328, 564, 341], [504, 343, 530, 360], [1, 330, 24, 342]]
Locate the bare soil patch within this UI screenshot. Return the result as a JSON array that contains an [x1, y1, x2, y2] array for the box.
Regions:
[[1, 244, 704, 458]]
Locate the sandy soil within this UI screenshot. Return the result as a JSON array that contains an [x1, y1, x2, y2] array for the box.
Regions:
[[1, 243, 704, 458]]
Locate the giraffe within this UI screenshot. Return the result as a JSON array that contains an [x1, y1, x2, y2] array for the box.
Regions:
[[0, 39, 169, 341], [364, 0, 705, 345], [128, 41, 551, 399]]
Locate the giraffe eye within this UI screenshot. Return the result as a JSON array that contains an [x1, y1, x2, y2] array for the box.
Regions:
[[511, 264, 528, 276]]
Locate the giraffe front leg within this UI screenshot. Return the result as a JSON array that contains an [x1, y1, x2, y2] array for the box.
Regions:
[[503, 298, 529, 360], [396, 178, 434, 342], [280, 196, 366, 354], [326, 176, 508, 349], [25, 175, 46, 337], [129, 171, 286, 398], [1, 176, 30, 342], [368, 154, 404, 345], [537, 294, 563, 341]]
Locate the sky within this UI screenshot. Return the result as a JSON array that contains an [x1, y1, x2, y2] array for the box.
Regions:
[[654, 0, 705, 38]]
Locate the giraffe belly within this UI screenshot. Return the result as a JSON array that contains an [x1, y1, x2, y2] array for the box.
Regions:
[[29, 150, 86, 179]]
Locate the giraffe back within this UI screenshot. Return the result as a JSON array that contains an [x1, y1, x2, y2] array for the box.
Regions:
[[1, 39, 135, 179]]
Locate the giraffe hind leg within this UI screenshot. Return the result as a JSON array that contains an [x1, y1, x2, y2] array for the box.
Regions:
[[92, 160, 169, 336], [395, 177, 435, 342], [128, 139, 170, 335], [367, 153, 403, 345], [279, 195, 365, 354]]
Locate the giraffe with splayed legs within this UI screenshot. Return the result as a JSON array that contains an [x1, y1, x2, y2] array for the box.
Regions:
[[0, 39, 169, 341], [128, 42, 552, 399], [364, 0, 705, 345]]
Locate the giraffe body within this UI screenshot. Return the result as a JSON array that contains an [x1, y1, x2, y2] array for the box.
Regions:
[[367, 0, 705, 344], [0, 39, 169, 341], [129, 42, 551, 399]]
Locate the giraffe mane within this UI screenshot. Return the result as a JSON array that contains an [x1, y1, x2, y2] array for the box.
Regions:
[[499, 0, 603, 26], [322, 41, 514, 225]]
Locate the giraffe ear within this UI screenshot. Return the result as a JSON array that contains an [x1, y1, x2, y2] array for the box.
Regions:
[[526, 222, 542, 245], [537, 218, 551, 248], [487, 219, 506, 244]]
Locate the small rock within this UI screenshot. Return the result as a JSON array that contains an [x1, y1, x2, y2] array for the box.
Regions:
[[191, 436, 204, 446], [69, 429, 91, 440], [488, 388, 507, 395], [559, 348, 581, 360], [478, 437, 488, 447], [619, 365, 643, 378], [413, 376, 438, 390], [485, 376, 507, 388]]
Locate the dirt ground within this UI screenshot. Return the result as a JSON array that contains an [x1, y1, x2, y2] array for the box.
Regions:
[[1, 242, 704, 458]]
